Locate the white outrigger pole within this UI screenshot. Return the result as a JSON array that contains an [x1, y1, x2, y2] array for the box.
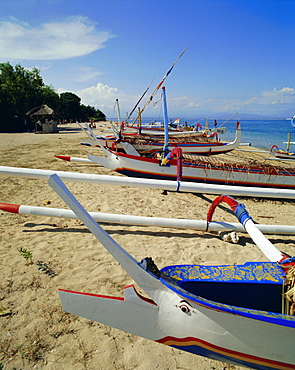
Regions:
[[1, 165, 295, 199], [2, 202, 295, 235]]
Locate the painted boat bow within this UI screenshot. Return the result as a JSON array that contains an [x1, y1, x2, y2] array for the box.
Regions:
[[48, 175, 295, 370]]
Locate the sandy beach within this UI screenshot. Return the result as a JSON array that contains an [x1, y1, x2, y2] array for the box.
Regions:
[[0, 123, 294, 369]]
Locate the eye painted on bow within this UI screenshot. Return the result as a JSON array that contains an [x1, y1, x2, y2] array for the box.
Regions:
[[175, 300, 195, 314]]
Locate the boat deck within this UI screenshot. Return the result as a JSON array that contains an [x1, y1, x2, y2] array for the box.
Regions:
[[160, 262, 285, 313]]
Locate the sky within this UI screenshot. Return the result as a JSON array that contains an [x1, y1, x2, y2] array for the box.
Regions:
[[1, 0, 295, 119]]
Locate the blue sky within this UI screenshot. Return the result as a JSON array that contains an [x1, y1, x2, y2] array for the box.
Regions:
[[1, 0, 295, 119]]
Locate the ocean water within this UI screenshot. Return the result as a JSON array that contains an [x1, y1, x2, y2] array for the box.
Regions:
[[138, 118, 295, 151], [202, 119, 295, 151]]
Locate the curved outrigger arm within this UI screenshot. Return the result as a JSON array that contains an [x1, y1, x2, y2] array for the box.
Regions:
[[161, 147, 183, 184], [48, 174, 167, 300], [230, 121, 241, 147], [207, 195, 290, 264]]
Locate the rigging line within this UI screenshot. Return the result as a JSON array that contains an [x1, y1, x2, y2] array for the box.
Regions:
[[217, 112, 238, 129], [127, 77, 155, 122], [133, 47, 188, 125], [153, 94, 162, 107]]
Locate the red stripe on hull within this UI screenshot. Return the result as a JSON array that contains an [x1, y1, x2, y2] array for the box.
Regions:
[[157, 336, 294, 370]]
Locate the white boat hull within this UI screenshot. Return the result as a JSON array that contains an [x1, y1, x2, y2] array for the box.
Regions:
[[84, 122, 241, 155], [89, 150, 295, 190], [59, 280, 295, 370]]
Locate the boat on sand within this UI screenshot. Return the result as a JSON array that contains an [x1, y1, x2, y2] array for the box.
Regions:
[[81, 120, 241, 155], [270, 145, 295, 160], [45, 174, 294, 370], [57, 143, 295, 191]]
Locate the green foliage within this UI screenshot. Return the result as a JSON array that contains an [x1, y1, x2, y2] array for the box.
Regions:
[[81, 104, 106, 121], [41, 84, 61, 108], [59, 92, 82, 121], [18, 247, 33, 263], [0, 62, 59, 132], [0, 62, 106, 132], [59, 92, 106, 122]]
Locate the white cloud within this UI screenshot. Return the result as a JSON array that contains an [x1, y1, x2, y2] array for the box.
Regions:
[[74, 82, 165, 117], [59, 83, 295, 118], [74, 67, 103, 83], [167, 87, 295, 116], [224, 87, 295, 114], [75, 82, 129, 115], [0, 16, 115, 60]]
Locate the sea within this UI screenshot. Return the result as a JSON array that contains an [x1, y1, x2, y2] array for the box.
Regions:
[[137, 118, 295, 151]]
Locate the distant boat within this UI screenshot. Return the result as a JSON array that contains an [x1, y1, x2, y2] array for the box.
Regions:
[[88, 123, 241, 155], [291, 116, 295, 128], [270, 145, 295, 160], [270, 133, 295, 160], [79, 87, 241, 156]]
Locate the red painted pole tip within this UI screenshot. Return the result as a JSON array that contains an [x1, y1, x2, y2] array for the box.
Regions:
[[55, 155, 71, 162], [0, 203, 21, 214]]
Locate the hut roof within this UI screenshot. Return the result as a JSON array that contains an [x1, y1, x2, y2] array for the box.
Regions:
[[26, 104, 56, 116]]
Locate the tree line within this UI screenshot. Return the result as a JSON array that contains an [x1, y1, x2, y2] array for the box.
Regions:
[[0, 62, 106, 132]]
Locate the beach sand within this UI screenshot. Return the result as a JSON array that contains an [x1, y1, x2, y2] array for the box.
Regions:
[[0, 123, 294, 369]]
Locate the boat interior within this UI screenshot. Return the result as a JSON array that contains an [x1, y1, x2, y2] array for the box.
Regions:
[[160, 262, 286, 314]]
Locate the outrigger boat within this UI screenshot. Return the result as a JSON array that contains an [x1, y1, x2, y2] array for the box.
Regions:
[[81, 121, 241, 155], [92, 126, 239, 154], [37, 175, 294, 370], [56, 106, 295, 191], [270, 134, 295, 160], [81, 87, 241, 156], [57, 143, 295, 190], [58, 89, 288, 191], [270, 145, 295, 160]]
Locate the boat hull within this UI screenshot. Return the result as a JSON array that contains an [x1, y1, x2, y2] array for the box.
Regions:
[[95, 137, 237, 155], [59, 284, 295, 370], [273, 152, 295, 160], [86, 122, 241, 155], [91, 151, 295, 190]]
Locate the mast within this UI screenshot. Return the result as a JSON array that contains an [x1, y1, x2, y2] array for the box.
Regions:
[[287, 133, 291, 152], [137, 107, 142, 135], [115, 99, 121, 127], [162, 87, 169, 154], [126, 77, 155, 124], [132, 48, 187, 125]]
